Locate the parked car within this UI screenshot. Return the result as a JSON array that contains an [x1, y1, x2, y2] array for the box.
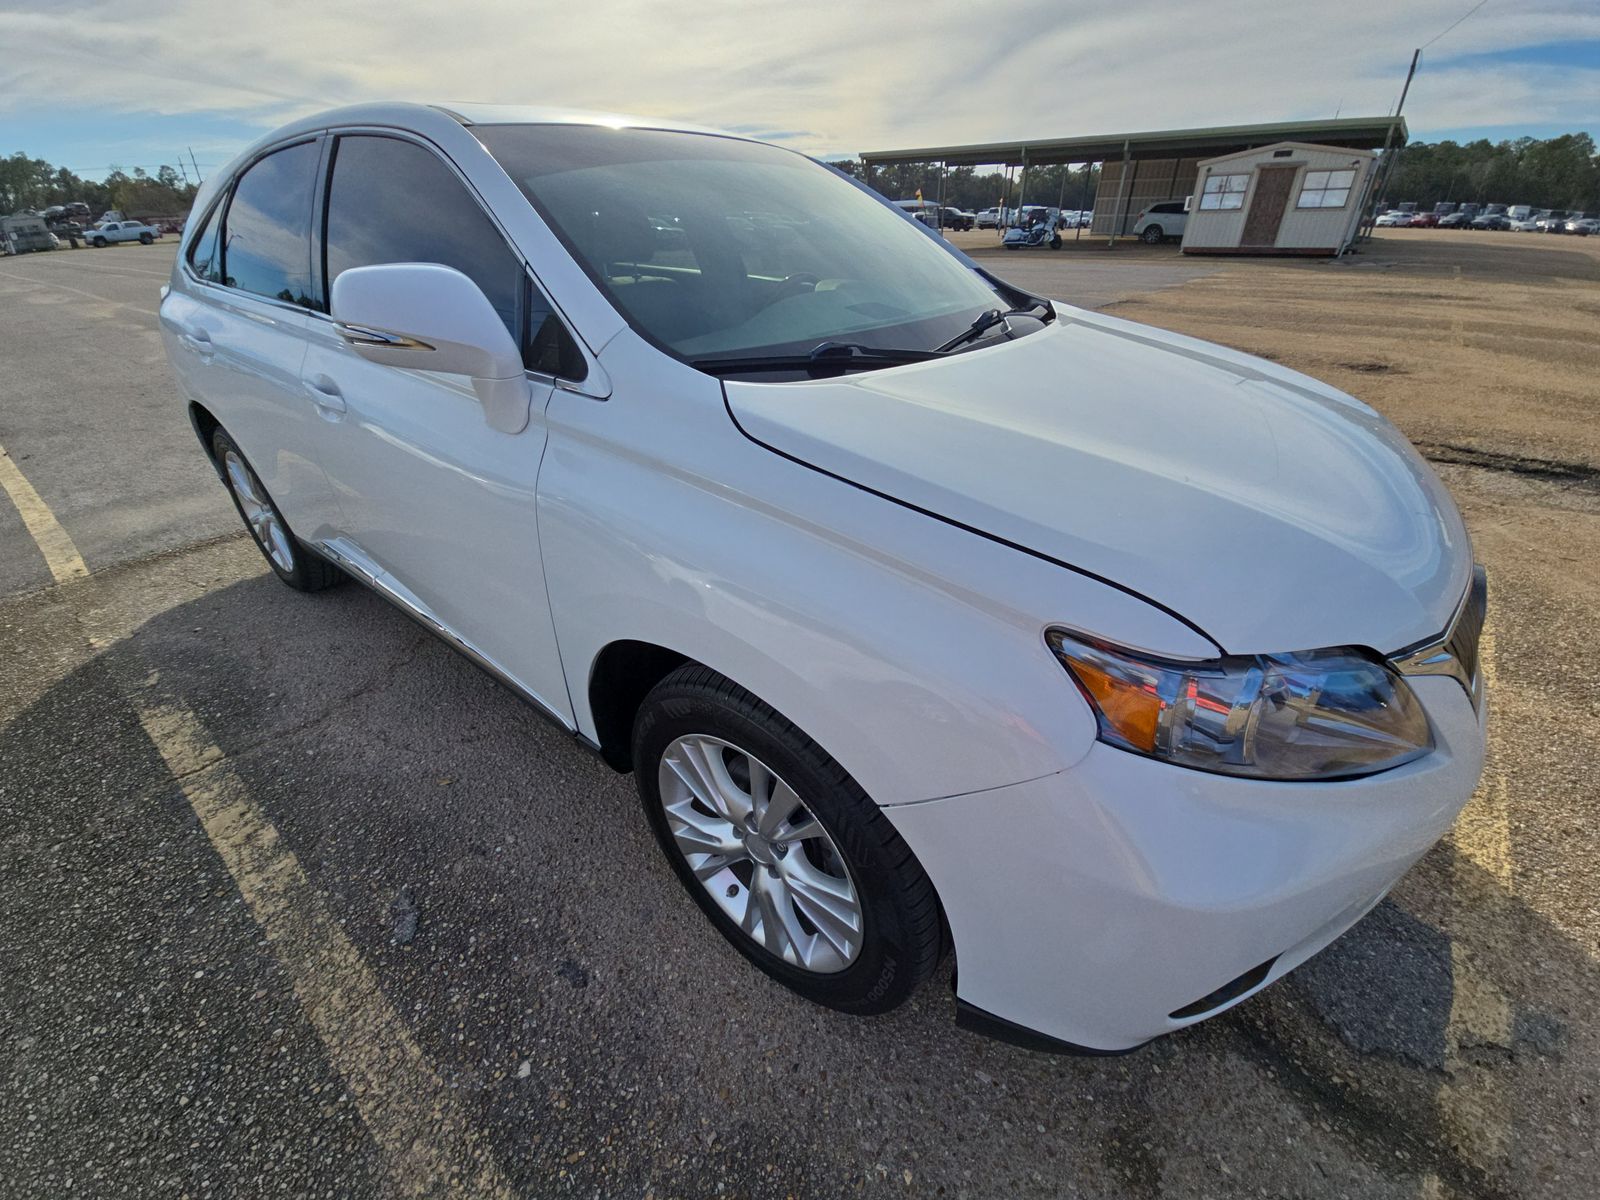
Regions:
[[1374, 210, 1410, 227], [1437, 211, 1471, 228], [161, 103, 1487, 1055], [1564, 217, 1597, 236], [1508, 217, 1540, 232], [1504, 205, 1534, 223], [86, 218, 160, 247], [1470, 213, 1510, 231], [941, 207, 975, 232], [1407, 212, 1439, 228], [1133, 200, 1188, 243], [1533, 211, 1569, 233], [975, 207, 1001, 229]]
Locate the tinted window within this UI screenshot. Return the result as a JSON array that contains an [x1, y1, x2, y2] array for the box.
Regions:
[[186, 202, 223, 282], [221, 141, 318, 306], [324, 135, 582, 377]]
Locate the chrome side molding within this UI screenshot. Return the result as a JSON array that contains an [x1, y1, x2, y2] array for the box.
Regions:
[[333, 321, 435, 352]]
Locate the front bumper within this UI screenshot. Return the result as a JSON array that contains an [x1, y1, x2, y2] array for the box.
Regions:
[[884, 674, 1486, 1052]]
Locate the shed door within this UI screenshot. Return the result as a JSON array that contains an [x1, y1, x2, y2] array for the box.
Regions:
[[1241, 166, 1297, 247]]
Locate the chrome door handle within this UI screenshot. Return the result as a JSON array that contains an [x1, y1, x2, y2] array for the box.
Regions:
[[304, 374, 347, 414]]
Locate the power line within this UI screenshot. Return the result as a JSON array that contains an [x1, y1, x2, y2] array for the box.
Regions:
[[1421, 0, 1490, 50]]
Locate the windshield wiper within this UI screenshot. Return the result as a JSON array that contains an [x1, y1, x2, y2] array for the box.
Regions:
[[935, 300, 1054, 353], [691, 341, 942, 377]]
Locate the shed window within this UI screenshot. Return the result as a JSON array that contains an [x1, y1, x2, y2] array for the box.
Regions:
[[1199, 174, 1249, 210], [1298, 169, 1356, 209]]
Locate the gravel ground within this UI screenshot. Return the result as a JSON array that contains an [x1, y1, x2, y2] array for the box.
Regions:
[[1, 233, 1596, 1199]]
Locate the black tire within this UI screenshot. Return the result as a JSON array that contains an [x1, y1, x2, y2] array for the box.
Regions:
[[92, 237, 107, 248], [633, 664, 942, 1015], [1141, 225, 1164, 244], [211, 428, 342, 592], [1049, 233, 1062, 249], [139, 232, 153, 244]]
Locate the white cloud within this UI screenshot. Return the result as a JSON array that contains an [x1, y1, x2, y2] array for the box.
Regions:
[[0, 0, 1595, 159]]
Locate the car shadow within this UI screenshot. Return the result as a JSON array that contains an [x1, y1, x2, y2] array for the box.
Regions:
[[4, 571, 1591, 1199]]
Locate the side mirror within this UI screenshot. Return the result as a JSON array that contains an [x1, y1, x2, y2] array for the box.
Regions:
[[330, 262, 530, 433]]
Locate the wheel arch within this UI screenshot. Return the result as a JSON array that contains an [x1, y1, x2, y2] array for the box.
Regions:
[[587, 638, 690, 772], [187, 401, 225, 477]]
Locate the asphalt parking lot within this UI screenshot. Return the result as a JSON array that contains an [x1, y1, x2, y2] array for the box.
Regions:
[[3, 232, 1597, 1199]]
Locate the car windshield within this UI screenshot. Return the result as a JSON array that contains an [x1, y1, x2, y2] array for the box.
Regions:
[[478, 125, 1012, 363]]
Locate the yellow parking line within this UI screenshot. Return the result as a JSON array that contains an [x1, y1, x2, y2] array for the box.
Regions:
[[0, 446, 89, 584], [0, 438, 514, 1197], [134, 700, 515, 1199]]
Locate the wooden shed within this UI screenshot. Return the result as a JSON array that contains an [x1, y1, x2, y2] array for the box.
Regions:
[[1181, 142, 1376, 257]]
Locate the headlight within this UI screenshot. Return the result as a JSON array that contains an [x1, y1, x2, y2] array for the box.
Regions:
[[1047, 630, 1432, 781]]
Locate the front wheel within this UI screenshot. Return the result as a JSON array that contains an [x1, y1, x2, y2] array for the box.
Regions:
[[633, 665, 942, 1014], [1141, 225, 1164, 244], [1050, 233, 1062, 249], [92, 237, 107, 248], [212, 428, 342, 592]]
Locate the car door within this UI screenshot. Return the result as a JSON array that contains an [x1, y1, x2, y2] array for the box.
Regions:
[[298, 131, 578, 723], [160, 137, 340, 538]]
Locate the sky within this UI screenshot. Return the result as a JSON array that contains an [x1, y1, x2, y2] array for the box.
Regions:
[[1, 0, 1596, 181]]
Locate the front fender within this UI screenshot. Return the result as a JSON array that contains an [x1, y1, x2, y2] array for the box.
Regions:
[[538, 332, 1214, 807]]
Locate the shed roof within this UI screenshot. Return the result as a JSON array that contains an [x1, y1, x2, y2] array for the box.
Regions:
[[1197, 141, 1379, 168], [859, 117, 1404, 167]]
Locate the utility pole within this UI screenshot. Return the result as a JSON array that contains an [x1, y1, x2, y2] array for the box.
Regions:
[[1362, 48, 1420, 240], [188, 146, 203, 184], [176, 157, 190, 186]]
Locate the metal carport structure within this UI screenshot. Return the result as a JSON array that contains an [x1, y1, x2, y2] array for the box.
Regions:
[[859, 117, 1405, 242]]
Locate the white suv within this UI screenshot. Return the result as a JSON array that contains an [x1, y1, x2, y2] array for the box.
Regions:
[[1133, 200, 1189, 244], [161, 104, 1486, 1054]]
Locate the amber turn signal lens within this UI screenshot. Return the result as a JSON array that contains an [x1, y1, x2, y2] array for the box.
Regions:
[[1059, 655, 1162, 752]]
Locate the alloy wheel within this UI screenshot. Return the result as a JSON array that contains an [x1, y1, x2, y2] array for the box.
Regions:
[[223, 449, 295, 572], [657, 734, 863, 973]]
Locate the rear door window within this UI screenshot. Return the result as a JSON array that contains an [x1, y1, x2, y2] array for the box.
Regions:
[[220, 140, 319, 307]]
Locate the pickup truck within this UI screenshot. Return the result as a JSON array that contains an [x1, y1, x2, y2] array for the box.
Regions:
[[86, 219, 160, 247]]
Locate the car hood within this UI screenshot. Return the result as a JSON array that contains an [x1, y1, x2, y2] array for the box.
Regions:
[[724, 309, 1471, 655]]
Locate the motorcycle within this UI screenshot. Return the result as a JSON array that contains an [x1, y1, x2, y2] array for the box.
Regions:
[[1001, 217, 1062, 250]]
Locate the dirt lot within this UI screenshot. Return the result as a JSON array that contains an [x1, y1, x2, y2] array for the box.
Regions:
[[2, 230, 1598, 1199]]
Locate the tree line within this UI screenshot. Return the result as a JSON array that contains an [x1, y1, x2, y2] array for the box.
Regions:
[[0, 152, 198, 218], [1380, 133, 1597, 212], [833, 131, 1598, 215]]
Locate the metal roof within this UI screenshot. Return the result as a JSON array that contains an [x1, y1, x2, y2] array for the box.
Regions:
[[859, 117, 1405, 166]]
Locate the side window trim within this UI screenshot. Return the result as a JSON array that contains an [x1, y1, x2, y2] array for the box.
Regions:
[[318, 127, 590, 384]]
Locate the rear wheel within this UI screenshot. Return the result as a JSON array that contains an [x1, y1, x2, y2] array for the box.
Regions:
[[139, 232, 154, 244], [212, 428, 341, 592], [633, 665, 941, 1014], [1141, 225, 1164, 244]]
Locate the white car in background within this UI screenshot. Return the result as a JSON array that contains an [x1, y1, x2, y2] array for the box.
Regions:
[[1374, 210, 1410, 227], [160, 103, 1487, 1054], [1509, 217, 1540, 232], [1133, 200, 1189, 243]]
